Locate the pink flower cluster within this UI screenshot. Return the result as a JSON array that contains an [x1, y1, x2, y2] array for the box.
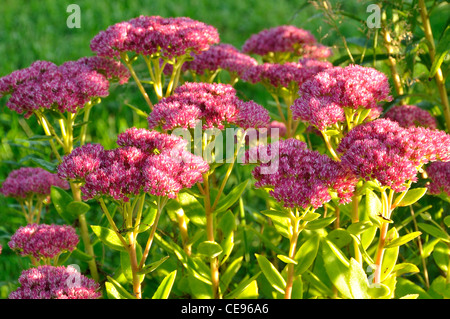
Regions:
[[426, 162, 450, 196], [242, 25, 317, 57], [181, 43, 258, 77], [77, 56, 130, 84], [9, 265, 101, 299], [58, 128, 209, 201], [291, 64, 392, 130], [147, 82, 270, 130], [247, 139, 357, 209], [384, 104, 437, 129], [337, 119, 450, 192], [0, 167, 69, 199], [8, 223, 79, 260], [90, 15, 220, 59], [242, 58, 332, 90], [0, 57, 119, 117]]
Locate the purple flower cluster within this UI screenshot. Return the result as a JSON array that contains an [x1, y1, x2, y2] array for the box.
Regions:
[[242, 25, 318, 57], [0, 57, 117, 117], [247, 139, 357, 209], [426, 162, 450, 196], [58, 128, 209, 201], [337, 119, 450, 192], [147, 82, 270, 130], [0, 167, 69, 200], [90, 15, 220, 59], [384, 104, 437, 129], [8, 223, 79, 260], [9, 265, 101, 299], [77, 56, 130, 84], [242, 59, 332, 90], [291, 64, 392, 130], [181, 43, 258, 77]]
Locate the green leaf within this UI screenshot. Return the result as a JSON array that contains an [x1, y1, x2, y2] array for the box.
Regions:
[[302, 211, 321, 222], [418, 223, 450, 243], [394, 188, 427, 207], [444, 216, 450, 228], [433, 241, 450, 273], [380, 227, 399, 282], [91, 225, 126, 252], [393, 263, 420, 277], [71, 248, 94, 262], [138, 205, 158, 233], [384, 231, 422, 249], [28, 135, 55, 141], [347, 221, 374, 236], [51, 186, 75, 224], [138, 256, 170, 275], [197, 241, 223, 258], [152, 270, 177, 299], [327, 228, 352, 248], [225, 272, 260, 299], [255, 254, 286, 294], [105, 282, 123, 299], [121, 244, 143, 283], [321, 239, 352, 299], [178, 192, 206, 227], [277, 255, 297, 264], [260, 209, 292, 238], [430, 276, 450, 299], [429, 25, 450, 78], [305, 216, 336, 230], [365, 188, 382, 226], [348, 258, 370, 299], [294, 234, 320, 276], [214, 180, 249, 214], [106, 276, 136, 299], [66, 201, 90, 217]]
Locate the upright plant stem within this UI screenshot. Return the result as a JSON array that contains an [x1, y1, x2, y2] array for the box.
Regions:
[[418, 0, 450, 131], [284, 214, 300, 299], [71, 183, 99, 282], [351, 194, 362, 264]]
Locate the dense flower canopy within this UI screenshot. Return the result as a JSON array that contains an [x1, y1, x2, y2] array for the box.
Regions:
[[242, 25, 317, 57], [180, 43, 258, 77], [147, 82, 270, 130], [0, 167, 69, 199], [8, 223, 79, 260], [384, 104, 437, 129], [337, 119, 450, 192], [90, 15, 220, 59], [58, 128, 209, 201], [0, 56, 126, 118], [9, 265, 101, 299], [246, 138, 357, 209], [426, 161, 450, 196], [291, 64, 392, 130]]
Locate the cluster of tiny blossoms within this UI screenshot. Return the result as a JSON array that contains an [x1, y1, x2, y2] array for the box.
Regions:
[[426, 162, 450, 196], [0, 167, 68, 200], [291, 64, 392, 131], [9, 265, 101, 299], [0, 57, 126, 118], [246, 139, 357, 209], [8, 223, 79, 260], [180, 43, 258, 78], [384, 104, 437, 129], [90, 15, 219, 59], [337, 119, 450, 192], [58, 128, 209, 201], [147, 82, 270, 130], [242, 58, 332, 90], [242, 25, 317, 57]]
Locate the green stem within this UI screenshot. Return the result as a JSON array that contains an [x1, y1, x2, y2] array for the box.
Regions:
[[284, 213, 301, 299], [320, 131, 341, 162], [351, 194, 363, 264]]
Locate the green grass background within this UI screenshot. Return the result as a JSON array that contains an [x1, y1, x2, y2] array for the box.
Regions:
[[0, 0, 448, 299]]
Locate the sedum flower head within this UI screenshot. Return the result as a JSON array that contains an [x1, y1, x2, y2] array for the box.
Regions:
[[242, 59, 332, 90], [9, 265, 101, 299], [58, 128, 209, 201], [148, 82, 269, 130], [292, 64, 392, 131], [0, 57, 123, 117], [1, 167, 69, 200], [90, 15, 220, 59], [242, 25, 317, 58], [181, 43, 258, 77], [426, 161, 450, 196], [384, 104, 437, 129], [337, 119, 450, 192], [247, 139, 357, 209], [8, 223, 79, 260]]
